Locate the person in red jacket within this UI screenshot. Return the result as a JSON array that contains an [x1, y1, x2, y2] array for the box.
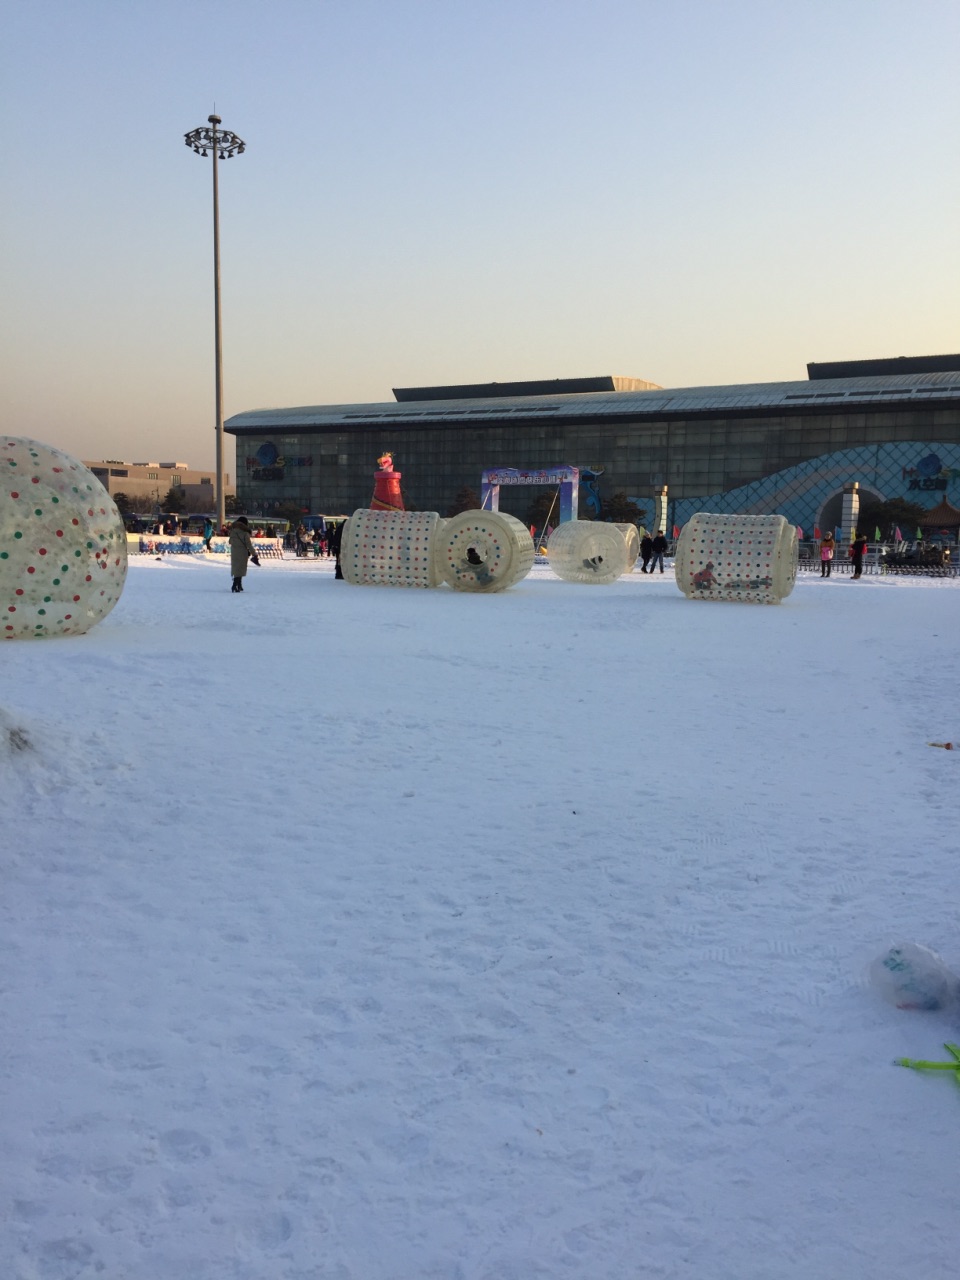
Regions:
[[819, 531, 835, 577]]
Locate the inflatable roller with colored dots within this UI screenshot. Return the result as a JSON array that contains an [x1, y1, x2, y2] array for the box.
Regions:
[[434, 510, 534, 592], [1, 437, 128, 639], [340, 509, 443, 587], [673, 513, 798, 604], [546, 520, 629, 584]]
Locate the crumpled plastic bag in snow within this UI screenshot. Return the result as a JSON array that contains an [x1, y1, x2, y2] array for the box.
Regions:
[[870, 943, 960, 1011]]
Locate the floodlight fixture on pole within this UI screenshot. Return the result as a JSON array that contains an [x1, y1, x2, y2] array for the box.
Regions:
[[184, 113, 245, 533]]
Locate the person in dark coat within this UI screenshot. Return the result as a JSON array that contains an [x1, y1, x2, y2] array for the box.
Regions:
[[639, 533, 653, 573], [850, 532, 868, 580], [329, 521, 345, 579], [229, 517, 259, 592], [651, 530, 668, 573]]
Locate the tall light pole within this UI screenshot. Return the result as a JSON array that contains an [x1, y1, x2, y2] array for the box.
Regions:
[[184, 114, 245, 532]]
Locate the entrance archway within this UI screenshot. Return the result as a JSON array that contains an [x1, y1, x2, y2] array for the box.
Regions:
[[480, 466, 580, 523], [817, 485, 884, 535]]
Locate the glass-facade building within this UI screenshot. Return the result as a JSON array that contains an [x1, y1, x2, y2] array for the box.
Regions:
[[225, 368, 960, 534]]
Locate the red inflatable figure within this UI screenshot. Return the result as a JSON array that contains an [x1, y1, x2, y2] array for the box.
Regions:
[[371, 452, 404, 512]]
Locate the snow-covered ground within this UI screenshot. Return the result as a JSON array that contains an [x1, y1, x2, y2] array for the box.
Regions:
[[2, 554, 959, 1280]]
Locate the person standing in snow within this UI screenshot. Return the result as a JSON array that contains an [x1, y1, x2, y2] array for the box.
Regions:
[[202, 516, 215, 552], [820, 531, 835, 577], [229, 516, 259, 592], [650, 530, 668, 574], [639, 533, 653, 573], [850, 532, 868, 580], [329, 520, 345, 579]]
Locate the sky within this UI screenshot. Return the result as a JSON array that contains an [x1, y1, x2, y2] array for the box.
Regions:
[[2, 0, 959, 471]]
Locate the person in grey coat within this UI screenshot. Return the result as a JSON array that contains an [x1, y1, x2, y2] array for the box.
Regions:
[[229, 517, 259, 592]]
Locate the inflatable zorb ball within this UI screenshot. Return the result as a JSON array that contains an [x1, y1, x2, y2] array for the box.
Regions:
[[674, 513, 798, 604], [1, 437, 128, 639], [340, 509, 442, 587], [547, 520, 629, 584], [434, 510, 534, 592]]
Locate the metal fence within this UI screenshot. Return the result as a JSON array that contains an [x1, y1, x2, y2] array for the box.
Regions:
[[798, 547, 957, 578]]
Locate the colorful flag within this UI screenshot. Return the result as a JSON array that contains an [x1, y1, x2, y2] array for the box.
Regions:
[[796, 525, 804, 540], [894, 526, 903, 542], [835, 526, 842, 541], [874, 526, 882, 541], [672, 524, 680, 539], [916, 527, 923, 541], [814, 525, 822, 540]]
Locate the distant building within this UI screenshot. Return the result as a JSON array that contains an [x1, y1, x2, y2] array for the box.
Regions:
[[85, 460, 233, 510], [224, 358, 960, 534]]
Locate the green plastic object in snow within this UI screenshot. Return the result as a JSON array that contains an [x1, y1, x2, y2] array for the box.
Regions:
[[895, 1043, 960, 1092]]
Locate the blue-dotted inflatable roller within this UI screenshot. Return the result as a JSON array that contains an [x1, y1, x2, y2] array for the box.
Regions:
[[340, 509, 443, 588], [674, 513, 798, 604]]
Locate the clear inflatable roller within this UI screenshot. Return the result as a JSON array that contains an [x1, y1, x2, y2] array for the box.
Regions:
[[614, 523, 640, 569], [547, 520, 629, 584], [434, 510, 534, 592]]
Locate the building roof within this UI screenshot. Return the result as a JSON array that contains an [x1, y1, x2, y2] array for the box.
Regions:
[[919, 498, 960, 529], [225, 371, 960, 435], [808, 354, 960, 380], [392, 376, 662, 401]]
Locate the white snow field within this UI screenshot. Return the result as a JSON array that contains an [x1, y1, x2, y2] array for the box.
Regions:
[[2, 554, 959, 1280]]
